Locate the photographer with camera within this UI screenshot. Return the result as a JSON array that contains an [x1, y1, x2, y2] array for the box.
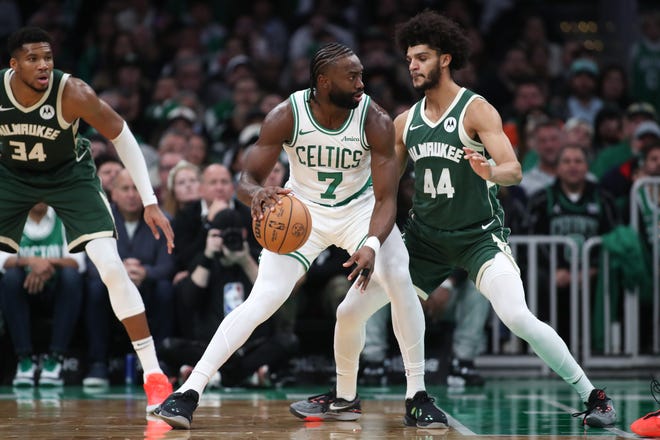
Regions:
[[162, 208, 298, 387]]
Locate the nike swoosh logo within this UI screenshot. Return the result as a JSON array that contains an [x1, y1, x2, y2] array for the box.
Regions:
[[328, 402, 353, 411], [409, 124, 424, 131], [481, 219, 496, 230], [0, 105, 14, 112], [299, 129, 315, 136], [75, 149, 88, 162]]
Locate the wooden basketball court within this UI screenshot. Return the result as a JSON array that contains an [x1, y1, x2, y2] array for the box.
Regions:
[[0, 378, 652, 439]]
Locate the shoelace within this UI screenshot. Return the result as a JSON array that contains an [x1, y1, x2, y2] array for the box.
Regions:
[[571, 389, 609, 423], [639, 377, 660, 419], [651, 377, 660, 405]]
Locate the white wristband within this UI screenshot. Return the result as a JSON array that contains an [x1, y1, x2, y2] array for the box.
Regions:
[[363, 236, 380, 255]]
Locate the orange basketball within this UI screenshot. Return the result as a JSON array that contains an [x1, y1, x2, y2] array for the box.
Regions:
[[252, 194, 312, 254]]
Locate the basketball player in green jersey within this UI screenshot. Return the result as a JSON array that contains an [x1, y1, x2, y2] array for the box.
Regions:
[[394, 11, 615, 428], [0, 27, 174, 411]]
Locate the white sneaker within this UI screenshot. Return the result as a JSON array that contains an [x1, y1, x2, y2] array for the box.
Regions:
[[12, 358, 36, 387], [39, 355, 63, 386]]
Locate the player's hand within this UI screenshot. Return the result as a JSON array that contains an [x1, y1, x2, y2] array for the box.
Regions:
[[343, 246, 376, 292], [144, 204, 175, 254], [250, 187, 291, 220], [463, 147, 492, 181]]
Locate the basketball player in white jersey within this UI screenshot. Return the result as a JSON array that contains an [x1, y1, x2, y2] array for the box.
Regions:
[[154, 43, 447, 430]]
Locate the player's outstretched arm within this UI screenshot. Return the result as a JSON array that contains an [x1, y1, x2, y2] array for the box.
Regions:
[[63, 77, 174, 253]]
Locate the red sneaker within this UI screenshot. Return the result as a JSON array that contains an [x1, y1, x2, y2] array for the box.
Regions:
[[144, 372, 173, 413], [631, 409, 660, 437]]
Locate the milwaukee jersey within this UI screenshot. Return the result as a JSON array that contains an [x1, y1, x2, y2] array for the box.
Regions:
[[283, 89, 372, 207], [0, 68, 81, 172], [403, 88, 504, 230]]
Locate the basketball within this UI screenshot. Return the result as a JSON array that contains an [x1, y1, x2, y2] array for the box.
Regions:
[[252, 194, 312, 254]]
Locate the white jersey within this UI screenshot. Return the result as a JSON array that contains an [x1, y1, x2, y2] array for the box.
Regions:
[[283, 89, 372, 207]]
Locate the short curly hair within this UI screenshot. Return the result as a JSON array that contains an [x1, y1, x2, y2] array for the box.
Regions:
[[7, 27, 52, 58], [395, 10, 470, 71]]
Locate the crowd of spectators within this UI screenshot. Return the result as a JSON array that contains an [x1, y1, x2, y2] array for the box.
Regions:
[[0, 0, 659, 387]]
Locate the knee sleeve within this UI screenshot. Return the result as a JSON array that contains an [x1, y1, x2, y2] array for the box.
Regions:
[[86, 238, 144, 320], [477, 252, 537, 336]]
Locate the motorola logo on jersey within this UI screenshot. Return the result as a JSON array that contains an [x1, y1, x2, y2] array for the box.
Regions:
[[444, 117, 457, 133], [39, 105, 55, 120]]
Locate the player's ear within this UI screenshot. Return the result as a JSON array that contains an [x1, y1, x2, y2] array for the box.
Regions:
[[440, 53, 452, 68]]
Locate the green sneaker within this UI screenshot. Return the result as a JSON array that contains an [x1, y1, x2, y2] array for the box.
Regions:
[[12, 357, 36, 387], [39, 355, 63, 387]]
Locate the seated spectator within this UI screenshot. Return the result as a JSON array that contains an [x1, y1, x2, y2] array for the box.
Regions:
[[601, 121, 660, 221], [0, 203, 85, 387], [161, 208, 298, 387], [562, 58, 603, 126], [632, 141, 660, 250], [564, 117, 595, 162], [591, 102, 657, 178], [519, 119, 564, 198], [83, 170, 175, 386], [95, 154, 124, 198], [171, 164, 257, 283], [527, 145, 619, 339], [162, 160, 201, 218], [593, 106, 624, 154]]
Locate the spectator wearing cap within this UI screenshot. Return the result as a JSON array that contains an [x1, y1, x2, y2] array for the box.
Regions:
[[591, 102, 658, 178], [600, 120, 660, 221], [95, 154, 124, 198], [563, 58, 603, 126]]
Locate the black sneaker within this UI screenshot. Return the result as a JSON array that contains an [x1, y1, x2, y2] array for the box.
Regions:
[[153, 390, 199, 429], [404, 391, 448, 428], [289, 388, 362, 421], [572, 388, 616, 427], [447, 358, 485, 387]]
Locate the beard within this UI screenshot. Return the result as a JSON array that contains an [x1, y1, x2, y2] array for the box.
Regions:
[[328, 88, 360, 109], [413, 64, 441, 92]]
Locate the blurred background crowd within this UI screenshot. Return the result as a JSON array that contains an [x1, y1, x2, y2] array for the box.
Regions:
[[0, 0, 658, 390]]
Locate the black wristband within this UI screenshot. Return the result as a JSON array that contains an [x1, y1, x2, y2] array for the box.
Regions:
[[198, 255, 214, 269]]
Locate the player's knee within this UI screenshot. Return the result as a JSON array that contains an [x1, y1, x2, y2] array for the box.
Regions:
[[336, 299, 366, 324], [95, 258, 125, 287], [498, 308, 535, 336]]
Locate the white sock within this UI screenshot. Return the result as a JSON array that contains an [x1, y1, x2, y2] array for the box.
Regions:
[[132, 336, 162, 379]]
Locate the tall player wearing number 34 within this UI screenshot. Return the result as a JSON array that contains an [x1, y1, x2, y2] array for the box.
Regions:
[[155, 42, 447, 429], [0, 27, 174, 411], [393, 10, 615, 427]]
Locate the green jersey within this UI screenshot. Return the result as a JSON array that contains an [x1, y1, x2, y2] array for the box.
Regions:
[[403, 88, 504, 230], [0, 68, 83, 173]]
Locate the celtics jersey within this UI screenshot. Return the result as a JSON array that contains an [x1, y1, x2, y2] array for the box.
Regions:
[[19, 207, 66, 258], [0, 68, 81, 172], [403, 88, 503, 230], [283, 89, 372, 206]]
